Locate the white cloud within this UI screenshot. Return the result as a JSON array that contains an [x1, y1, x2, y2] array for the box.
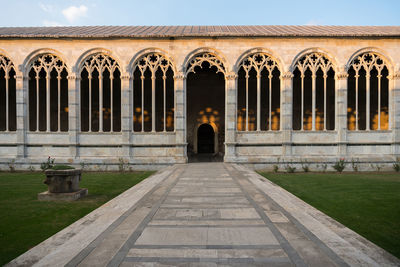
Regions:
[[42, 20, 64, 27], [39, 3, 54, 13], [62, 5, 88, 23]]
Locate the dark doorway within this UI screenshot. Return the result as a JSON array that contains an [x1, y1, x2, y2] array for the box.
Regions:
[[197, 123, 214, 153], [187, 59, 225, 162]]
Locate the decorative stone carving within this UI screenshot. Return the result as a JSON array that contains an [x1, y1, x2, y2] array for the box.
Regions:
[[186, 53, 225, 75], [30, 54, 67, 76], [349, 52, 386, 73], [38, 169, 88, 201], [239, 53, 280, 75], [133, 53, 175, 132], [294, 53, 334, 75], [0, 54, 15, 132], [134, 53, 173, 77]]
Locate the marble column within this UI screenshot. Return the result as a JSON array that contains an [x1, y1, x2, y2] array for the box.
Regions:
[[67, 73, 79, 159], [174, 72, 187, 162], [280, 72, 293, 157], [391, 70, 400, 157], [15, 72, 26, 158], [224, 72, 237, 161], [121, 73, 132, 158], [335, 68, 348, 157]]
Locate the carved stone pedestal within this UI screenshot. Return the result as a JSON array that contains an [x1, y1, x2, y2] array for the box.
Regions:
[[38, 169, 88, 201]]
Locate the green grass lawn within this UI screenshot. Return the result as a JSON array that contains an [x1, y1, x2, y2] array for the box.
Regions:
[[0, 171, 154, 266], [258, 172, 400, 259]]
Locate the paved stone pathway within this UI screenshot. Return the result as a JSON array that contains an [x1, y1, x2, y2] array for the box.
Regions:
[[7, 163, 399, 267]]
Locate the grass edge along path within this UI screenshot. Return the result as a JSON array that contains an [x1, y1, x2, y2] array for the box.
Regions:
[[0, 171, 154, 266], [258, 172, 400, 259]]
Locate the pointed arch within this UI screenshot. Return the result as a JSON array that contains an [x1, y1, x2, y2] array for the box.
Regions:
[[290, 48, 338, 73], [236, 50, 282, 131], [78, 50, 121, 132], [183, 48, 228, 76], [26, 51, 69, 132], [292, 49, 336, 131], [23, 48, 69, 76], [0, 53, 16, 131], [346, 48, 391, 131], [131, 50, 175, 132], [129, 48, 177, 74]]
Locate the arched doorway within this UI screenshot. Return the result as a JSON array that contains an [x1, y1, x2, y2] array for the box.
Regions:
[[186, 53, 225, 161], [197, 123, 215, 153]]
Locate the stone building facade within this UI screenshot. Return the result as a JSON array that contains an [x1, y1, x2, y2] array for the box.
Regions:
[[0, 26, 399, 170]]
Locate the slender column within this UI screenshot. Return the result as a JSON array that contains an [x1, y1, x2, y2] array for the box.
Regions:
[[281, 72, 293, 157], [5, 73, 9, 131], [121, 73, 132, 158], [245, 73, 249, 131], [355, 73, 359, 130], [391, 71, 400, 157], [15, 73, 26, 158], [224, 73, 237, 162], [68, 74, 79, 158], [141, 75, 144, 132], [268, 73, 272, 131], [366, 72, 371, 131], [88, 74, 92, 132], [46, 73, 50, 132], [377, 73, 382, 130], [163, 75, 167, 132], [57, 74, 61, 132], [301, 74, 304, 131], [99, 73, 103, 132], [323, 73, 327, 131], [36, 74, 39, 131], [151, 72, 156, 132], [312, 73, 316, 131], [110, 75, 114, 132], [256, 73, 261, 131], [336, 69, 348, 157], [174, 72, 187, 162]]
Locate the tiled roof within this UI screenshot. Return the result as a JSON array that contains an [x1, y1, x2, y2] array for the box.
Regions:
[[0, 25, 399, 38]]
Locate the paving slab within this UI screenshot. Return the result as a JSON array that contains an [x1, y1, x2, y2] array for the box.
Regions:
[[6, 163, 400, 267]]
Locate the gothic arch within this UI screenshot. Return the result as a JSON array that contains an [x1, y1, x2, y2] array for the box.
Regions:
[[26, 51, 69, 132], [183, 47, 228, 75], [75, 48, 121, 73], [290, 47, 339, 73], [23, 48, 69, 76], [346, 47, 394, 74], [291, 48, 337, 131], [129, 48, 177, 74], [0, 52, 16, 131], [236, 50, 282, 131], [346, 48, 391, 131], [78, 49, 122, 132], [234, 48, 284, 73], [131, 50, 175, 132]]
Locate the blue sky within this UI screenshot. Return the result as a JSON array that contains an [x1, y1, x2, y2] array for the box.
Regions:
[[0, 0, 399, 27]]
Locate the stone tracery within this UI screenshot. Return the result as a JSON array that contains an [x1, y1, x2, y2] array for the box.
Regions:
[[292, 52, 335, 131], [237, 53, 281, 131], [0, 55, 16, 131], [186, 53, 226, 75], [28, 54, 68, 132], [347, 52, 389, 130], [80, 53, 121, 132], [133, 53, 174, 132]]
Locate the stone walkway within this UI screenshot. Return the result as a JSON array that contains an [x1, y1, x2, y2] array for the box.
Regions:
[[7, 163, 400, 267]]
